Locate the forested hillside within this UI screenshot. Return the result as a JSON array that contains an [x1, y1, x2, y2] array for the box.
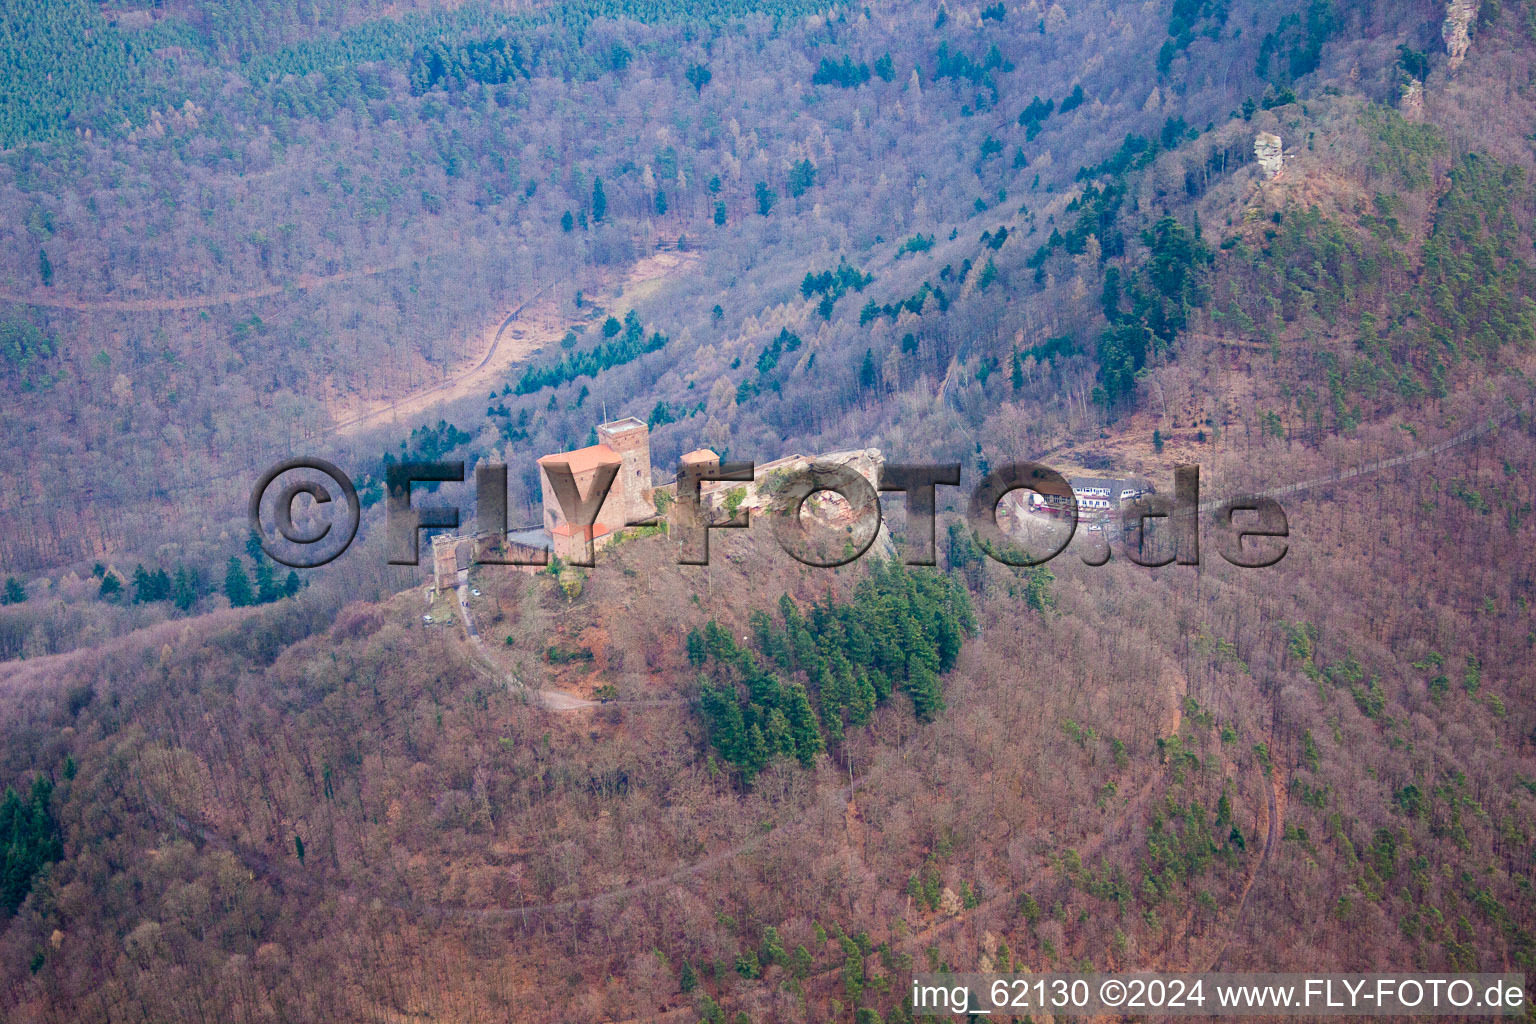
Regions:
[[1, 379, 1532, 1021], [0, 0, 1473, 582], [2, 0, 1536, 1020]]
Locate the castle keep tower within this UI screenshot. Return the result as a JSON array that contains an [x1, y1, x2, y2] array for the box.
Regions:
[[596, 416, 653, 523], [532, 416, 655, 562]]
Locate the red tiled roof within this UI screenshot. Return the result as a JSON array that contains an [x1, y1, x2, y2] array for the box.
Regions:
[[538, 443, 622, 474], [549, 522, 613, 538]]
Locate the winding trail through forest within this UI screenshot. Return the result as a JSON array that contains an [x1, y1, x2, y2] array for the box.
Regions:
[[449, 583, 689, 713], [0, 259, 413, 312], [325, 281, 557, 438], [149, 774, 859, 919], [1203, 753, 1283, 971], [1192, 400, 1529, 514], [161, 393, 1526, 907], [125, 389, 1530, 1024], [321, 247, 696, 436]]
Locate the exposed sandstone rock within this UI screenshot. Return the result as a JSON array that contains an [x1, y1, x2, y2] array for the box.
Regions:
[[1443, 0, 1480, 71], [1254, 132, 1284, 180]]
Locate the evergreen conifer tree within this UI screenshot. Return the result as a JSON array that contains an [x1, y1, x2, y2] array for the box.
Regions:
[[591, 176, 607, 221], [224, 556, 254, 607]]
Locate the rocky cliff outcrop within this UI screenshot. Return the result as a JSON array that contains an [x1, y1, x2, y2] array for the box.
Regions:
[[1443, 0, 1480, 71], [1255, 132, 1284, 179]]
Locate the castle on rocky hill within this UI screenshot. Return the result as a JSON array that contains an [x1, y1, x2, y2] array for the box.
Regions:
[[430, 416, 885, 591]]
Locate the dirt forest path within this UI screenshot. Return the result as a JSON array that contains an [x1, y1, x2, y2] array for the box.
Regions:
[[0, 259, 413, 313], [1202, 750, 1285, 971], [324, 281, 557, 438], [448, 583, 689, 713], [0, 246, 700, 441], [226, 393, 1523, 918], [325, 247, 699, 438], [118, 389, 1529, 1024], [1187, 396, 1533, 518], [131, 392, 1512, 1017], [149, 767, 863, 922]]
